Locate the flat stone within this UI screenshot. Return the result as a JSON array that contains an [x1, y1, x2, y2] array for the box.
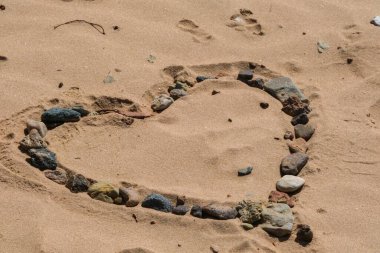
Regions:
[[236, 200, 263, 224], [371, 16, 380, 26], [238, 166, 253, 176], [294, 124, 315, 141], [151, 95, 174, 112], [44, 168, 68, 185], [268, 190, 295, 208], [264, 77, 307, 104], [261, 203, 294, 237], [169, 89, 187, 100], [276, 175, 305, 193], [291, 113, 309, 126], [280, 153, 309, 175], [296, 224, 313, 243], [20, 129, 47, 151], [241, 223, 254, 230], [88, 182, 119, 203], [284, 131, 294, 140], [237, 70, 253, 82], [28, 148, 57, 170], [71, 106, 90, 117], [26, 119, 48, 137], [172, 205, 190, 215], [41, 108, 81, 124], [65, 174, 90, 193], [287, 138, 308, 153], [190, 205, 203, 218], [119, 187, 140, 207], [281, 95, 311, 117], [141, 194, 173, 212], [202, 204, 237, 220]]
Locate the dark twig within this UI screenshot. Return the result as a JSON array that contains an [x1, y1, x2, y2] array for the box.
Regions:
[[53, 19, 105, 35], [96, 109, 152, 119]]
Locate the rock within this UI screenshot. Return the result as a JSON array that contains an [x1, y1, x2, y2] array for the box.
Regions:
[[44, 168, 68, 185], [196, 76, 212, 83], [264, 77, 307, 104], [287, 138, 308, 153], [20, 129, 47, 151], [291, 113, 309, 126], [281, 95, 311, 117], [190, 205, 203, 218], [260, 102, 269, 109], [237, 70, 253, 82], [26, 119, 48, 137], [168, 82, 189, 92], [261, 203, 294, 237], [276, 175, 305, 193], [280, 153, 309, 175], [296, 224, 313, 243], [119, 187, 140, 207], [317, 41, 329, 53], [41, 108, 81, 124], [28, 148, 57, 170], [174, 69, 196, 87], [176, 195, 186, 206], [294, 124, 315, 141], [284, 131, 294, 140], [202, 204, 237, 220], [172, 205, 190, 215], [347, 58, 353, 64], [211, 90, 220, 95], [151, 95, 174, 112], [371, 16, 380, 26], [247, 78, 264, 89], [65, 174, 90, 193], [210, 245, 220, 253], [236, 200, 263, 224], [88, 182, 119, 204], [169, 89, 187, 100], [241, 223, 254, 230], [71, 106, 90, 117], [268, 190, 295, 208], [141, 194, 173, 212], [103, 74, 115, 84], [238, 166, 253, 176]]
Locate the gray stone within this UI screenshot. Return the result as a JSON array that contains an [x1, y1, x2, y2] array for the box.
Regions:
[[65, 174, 90, 193], [119, 187, 140, 207], [202, 204, 238, 220], [44, 168, 68, 184], [296, 224, 313, 243], [28, 148, 57, 170], [276, 175, 305, 193], [41, 108, 81, 124], [26, 119, 48, 137], [264, 77, 307, 104], [281, 153, 309, 175], [237, 70, 253, 82], [169, 89, 187, 100], [236, 200, 263, 224], [284, 131, 294, 140], [20, 129, 47, 151], [151, 95, 174, 112], [71, 106, 90, 117], [238, 166, 253, 176], [172, 205, 190, 215], [294, 124, 315, 141], [261, 203, 294, 237], [190, 205, 203, 218], [141, 194, 173, 212]]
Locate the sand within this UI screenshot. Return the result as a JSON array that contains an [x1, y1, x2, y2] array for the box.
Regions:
[[0, 0, 380, 252]]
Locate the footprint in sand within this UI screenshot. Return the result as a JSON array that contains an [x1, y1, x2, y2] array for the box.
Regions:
[[177, 19, 213, 43], [226, 9, 264, 36]]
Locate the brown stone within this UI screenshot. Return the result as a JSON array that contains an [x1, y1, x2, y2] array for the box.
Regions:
[[268, 190, 295, 208], [19, 129, 47, 151], [281, 95, 311, 117], [119, 187, 140, 207], [44, 168, 68, 185], [287, 138, 308, 153]]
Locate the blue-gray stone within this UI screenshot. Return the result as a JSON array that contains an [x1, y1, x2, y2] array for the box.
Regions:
[[237, 70, 253, 81], [71, 106, 90, 117], [264, 77, 307, 104], [172, 205, 190, 215], [141, 194, 173, 213], [28, 148, 57, 170], [196, 76, 212, 83], [41, 108, 81, 124], [190, 205, 203, 218], [238, 166, 253, 176]]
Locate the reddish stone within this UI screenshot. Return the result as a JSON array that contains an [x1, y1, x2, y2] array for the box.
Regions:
[[281, 95, 311, 117], [268, 190, 295, 208]]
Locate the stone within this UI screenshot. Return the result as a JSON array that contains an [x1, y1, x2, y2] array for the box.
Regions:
[[176, 195, 186, 206], [202, 204, 238, 220], [44, 168, 68, 185], [172, 205, 190, 215], [294, 124, 315, 141], [276, 175, 305, 193], [296, 224, 313, 243], [287, 138, 308, 153], [247, 78, 264, 89], [71, 106, 90, 117], [268, 190, 295, 208], [88, 182, 119, 204], [241, 223, 254, 230], [280, 153, 309, 175], [65, 174, 90, 193], [291, 113, 309, 126], [260, 102, 269, 109], [28, 148, 57, 170], [168, 82, 189, 92], [284, 131, 294, 140], [169, 89, 187, 100], [210, 245, 220, 253], [261, 203, 294, 237], [20, 129, 47, 151], [41, 108, 81, 124], [190, 205, 203, 218], [264, 77, 307, 104], [211, 90, 220, 95], [196, 76, 212, 83], [371, 16, 380, 26], [237, 70, 253, 82], [26, 119, 48, 137], [151, 95, 174, 112], [317, 41, 329, 53], [281, 95, 311, 117], [119, 187, 140, 207], [236, 200, 263, 224], [238, 166, 253, 176], [174, 69, 196, 87], [141, 194, 173, 212]]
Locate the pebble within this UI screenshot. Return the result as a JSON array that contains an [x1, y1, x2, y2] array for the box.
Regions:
[[236, 200, 263, 224], [196, 76, 212, 83], [71, 106, 90, 117], [26, 119, 48, 137], [211, 90, 220, 95], [317, 41, 329, 53], [237, 70, 254, 82], [176, 195, 186, 206], [210, 245, 220, 253], [169, 89, 187, 100], [264, 77, 307, 104], [172, 205, 190, 215], [190, 205, 203, 218], [65, 174, 90, 193], [261, 203, 294, 237], [347, 58, 353, 64], [294, 124, 315, 141], [168, 82, 189, 92], [284, 131, 294, 140], [238, 166, 253, 176], [28, 148, 57, 170], [296, 224, 313, 244], [291, 113, 309, 126], [119, 187, 140, 207], [141, 194, 173, 213], [151, 95, 174, 112], [287, 138, 308, 153], [241, 223, 254, 230], [20, 129, 47, 151], [41, 108, 81, 124], [280, 153, 309, 175], [276, 175, 305, 193], [268, 190, 295, 208], [44, 168, 68, 185], [88, 182, 119, 204], [202, 204, 238, 220], [260, 102, 269, 109], [281, 95, 311, 117], [371, 16, 380, 26]]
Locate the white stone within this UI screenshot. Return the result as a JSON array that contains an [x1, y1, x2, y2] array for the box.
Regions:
[[26, 119, 48, 137], [371, 16, 380, 26], [276, 175, 305, 193]]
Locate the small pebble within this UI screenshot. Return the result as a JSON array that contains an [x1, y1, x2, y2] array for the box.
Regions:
[[0, 4, 5, 10], [238, 166, 253, 176], [0, 55, 7, 61], [260, 102, 269, 109], [113, 25, 119, 30], [370, 16, 380, 26], [241, 223, 254, 230], [297, 224, 313, 244], [151, 95, 174, 112], [237, 70, 253, 82], [211, 90, 220, 95], [150, 221, 156, 225], [291, 113, 309, 126], [190, 205, 203, 218], [228, 118, 232, 122], [58, 82, 63, 88], [172, 205, 190, 215], [347, 58, 353, 64], [284, 131, 294, 140], [247, 78, 264, 89]]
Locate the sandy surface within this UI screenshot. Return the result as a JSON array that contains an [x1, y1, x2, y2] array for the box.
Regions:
[[0, 0, 380, 252]]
